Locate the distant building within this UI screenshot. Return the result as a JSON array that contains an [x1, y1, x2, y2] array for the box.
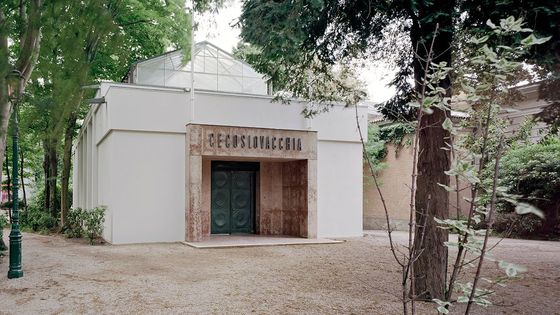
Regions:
[[363, 81, 553, 230], [73, 42, 368, 244]]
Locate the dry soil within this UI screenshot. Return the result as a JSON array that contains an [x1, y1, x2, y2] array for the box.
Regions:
[[0, 229, 559, 315]]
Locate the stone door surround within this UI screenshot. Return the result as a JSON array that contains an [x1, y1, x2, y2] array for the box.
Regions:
[[185, 124, 317, 242]]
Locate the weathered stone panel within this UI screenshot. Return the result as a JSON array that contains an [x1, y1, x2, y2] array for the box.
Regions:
[[186, 123, 318, 241]]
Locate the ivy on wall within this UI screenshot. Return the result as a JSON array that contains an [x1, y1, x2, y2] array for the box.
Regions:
[[365, 122, 415, 171]]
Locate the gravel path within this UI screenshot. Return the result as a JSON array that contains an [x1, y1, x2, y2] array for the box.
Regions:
[[0, 229, 559, 314]]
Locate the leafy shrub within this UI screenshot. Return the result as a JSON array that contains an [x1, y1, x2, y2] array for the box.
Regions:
[[365, 124, 387, 170], [32, 186, 62, 214], [63, 207, 105, 244], [63, 208, 86, 238], [0, 213, 7, 252], [28, 186, 72, 217], [20, 205, 57, 232], [378, 122, 415, 148], [365, 122, 415, 172], [498, 136, 560, 235], [0, 213, 7, 229], [0, 199, 25, 209], [84, 207, 105, 245], [493, 212, 543, 236]]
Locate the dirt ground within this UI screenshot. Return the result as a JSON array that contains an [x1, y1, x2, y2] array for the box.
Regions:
[[0, 229, 559, 315]]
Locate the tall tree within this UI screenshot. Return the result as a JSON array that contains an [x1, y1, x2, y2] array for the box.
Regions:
[[32, 0, 194, 225], [238, 0, 454, 299], [0, 0, 44, 250], [410, 1, 454, 300]]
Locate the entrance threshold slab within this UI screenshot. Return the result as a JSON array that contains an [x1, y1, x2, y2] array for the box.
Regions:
[[183, 235, 343, 249]]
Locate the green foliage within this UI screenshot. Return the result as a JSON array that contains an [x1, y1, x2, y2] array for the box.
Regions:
[[31, 0, 196, 139], [30, 185, 68, 215], [20, 205, 57, 232], [19, 182, 69, 232], [0, 199, 25, 210], [364, 124, 387, 170], [497, 136, 560, 234], [378, 123, 415, 148], [493, 212, 543, 236], [64, 207, 105, 245], [238, 0, 460, 120], [365, 122, 415, 171], [10, 0, 201, 219], [64, 208, 86, 239], [238, 0, 323, 87], [462, 1, 560, 75], [0, 213, 7, 229], [433, 17, 549, 312], [84, 207, 106, 245], [499, 136, 560, 204], [237, 1, 370, 116]]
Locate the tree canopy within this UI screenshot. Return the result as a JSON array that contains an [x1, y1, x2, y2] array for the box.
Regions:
[[238, 0, 456, 301], [0, 0, 208, 247], [237, 0, 558, 303]]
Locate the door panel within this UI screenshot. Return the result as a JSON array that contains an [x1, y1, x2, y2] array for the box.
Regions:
[[211, 170, 231, 234], [211, 163, 256, 234], [230, 171, 254, 234]]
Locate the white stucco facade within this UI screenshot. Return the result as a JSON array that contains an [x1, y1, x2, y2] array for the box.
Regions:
[[73, 43, 367, 244]]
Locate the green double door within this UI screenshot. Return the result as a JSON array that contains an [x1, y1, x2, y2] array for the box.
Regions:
[[211, 162, 258, 234]]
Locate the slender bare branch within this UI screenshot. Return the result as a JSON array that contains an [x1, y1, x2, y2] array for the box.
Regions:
[[465, 138, 503, 314]]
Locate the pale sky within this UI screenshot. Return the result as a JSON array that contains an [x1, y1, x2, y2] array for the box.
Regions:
[[195, 1, 395, 104]]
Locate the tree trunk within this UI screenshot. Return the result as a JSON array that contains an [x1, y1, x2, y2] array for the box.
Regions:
[[43, 140, 51, 212], [0, 102, 10, 203], [0, 73, 10, 251], [413, 108, 451, 300], [0, 1, 43, 248], [49, 144, 58, 218], [410, 0, 454, 301], [43, 138, 59, 218], [4, 147, 11, 222], [0, 0, 43, 187], [5, 146, 11, 196], [43, 138, 58, 217], [60, 112, 77, 227]]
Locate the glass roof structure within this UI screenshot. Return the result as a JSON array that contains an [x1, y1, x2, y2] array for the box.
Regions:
[[128, 41, 269, 95]]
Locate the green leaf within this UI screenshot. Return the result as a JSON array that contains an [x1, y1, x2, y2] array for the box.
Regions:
[[472, 215, 481, 224], [423, 97, 436, 107], [461, 83, 476, 94], [498, 261, 527, 277], [457, 296, 469, 303], [445, 169, 458, 176], [437, 182, 455, 192], [474, 296, 492, 307], [423, 107, 434, 114], [470, 35, 489, 44], [442, 117, 453, 131], [521, 34, 551, 46], [463, 170, 481, 185], [433, 299, 450, 314], [515, 202, 545, 219]]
